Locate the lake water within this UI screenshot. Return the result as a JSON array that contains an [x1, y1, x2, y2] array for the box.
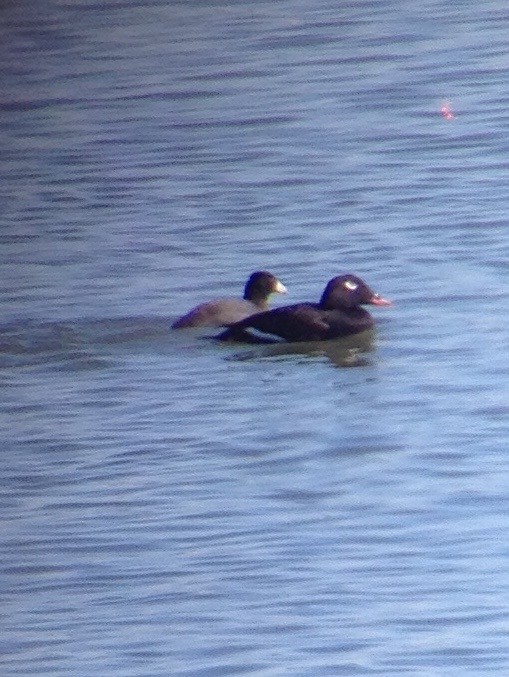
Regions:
[[2, 0, 509, 674]]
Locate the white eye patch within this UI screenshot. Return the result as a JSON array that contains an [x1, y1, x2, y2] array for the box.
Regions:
[[344, 280, 358, 291]]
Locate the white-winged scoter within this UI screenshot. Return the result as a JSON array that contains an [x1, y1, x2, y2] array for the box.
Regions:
[[172, 271, 287, 329], [217, 274, 391, 343]]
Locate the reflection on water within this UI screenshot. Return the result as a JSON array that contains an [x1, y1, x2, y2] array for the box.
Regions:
[[0, 318, 375, 370], [2, 0, 509, 675], [224, 330, 375, 367]]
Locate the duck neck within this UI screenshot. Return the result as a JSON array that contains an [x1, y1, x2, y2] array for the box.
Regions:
[[244, 289, 268, 309], [347, 306, 373, 331], [252, 295, 269, 310]]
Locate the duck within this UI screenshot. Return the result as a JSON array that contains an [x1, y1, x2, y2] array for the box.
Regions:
[[172, 271, 287, 329], [217, 274, 391, 343]]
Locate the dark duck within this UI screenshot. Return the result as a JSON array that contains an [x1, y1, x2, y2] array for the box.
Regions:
[[172, 271, 287, 329], [217, 274, 392, 343]]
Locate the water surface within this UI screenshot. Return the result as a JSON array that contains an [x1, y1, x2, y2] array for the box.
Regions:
[[2, 0, 509, 675]]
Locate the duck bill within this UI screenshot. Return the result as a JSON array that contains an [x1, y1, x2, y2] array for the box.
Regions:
[[370, 295, 392, 307], [274, 280, 288, 294]]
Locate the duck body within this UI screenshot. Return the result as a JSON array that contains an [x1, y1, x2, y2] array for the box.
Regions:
[[172, 271, 287, 329], [218, 274, 391, 343], [172, 298, 270, 329]]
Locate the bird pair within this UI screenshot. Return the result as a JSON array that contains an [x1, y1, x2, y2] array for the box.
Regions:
[[172, 271, 392, 344]]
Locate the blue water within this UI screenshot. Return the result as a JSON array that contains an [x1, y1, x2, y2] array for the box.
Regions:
[[2, 0, 509, 675]]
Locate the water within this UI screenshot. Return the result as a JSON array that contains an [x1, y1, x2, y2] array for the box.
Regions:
[[2, 0, 509, 674]]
